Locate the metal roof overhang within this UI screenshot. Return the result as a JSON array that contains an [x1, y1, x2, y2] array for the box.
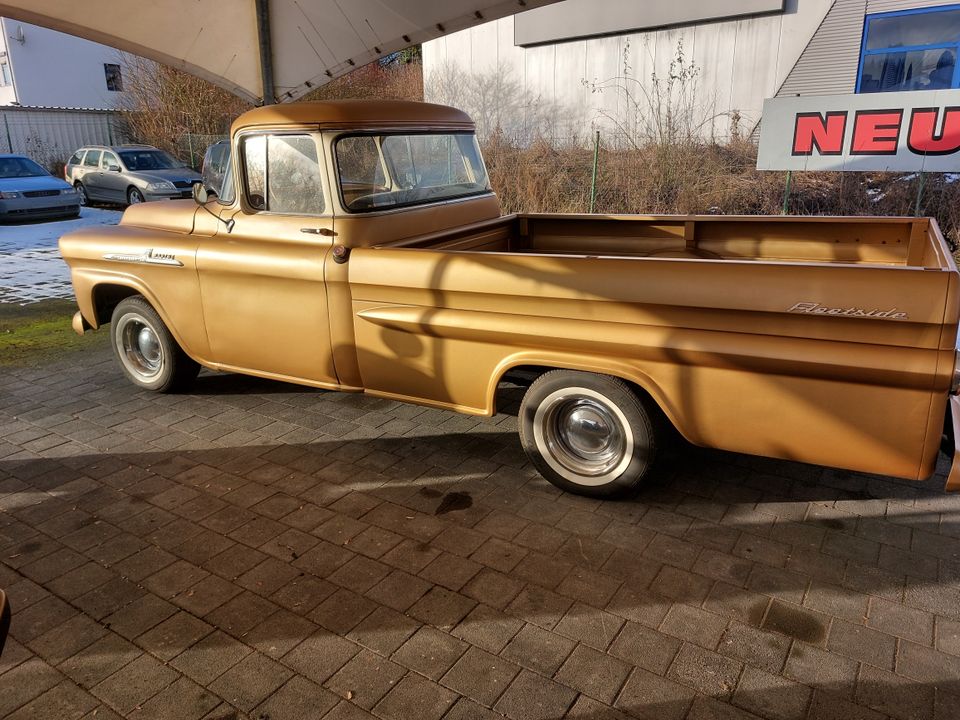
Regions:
[[0, 1, 559, 105]]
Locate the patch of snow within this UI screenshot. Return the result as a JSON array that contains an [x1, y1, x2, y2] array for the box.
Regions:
[[0, 207, 122, 304]]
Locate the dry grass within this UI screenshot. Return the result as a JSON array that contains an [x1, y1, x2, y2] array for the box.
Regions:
[[485, 134, 960, 249]]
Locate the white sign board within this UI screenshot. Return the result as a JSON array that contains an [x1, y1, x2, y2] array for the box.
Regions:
[[757, 90, 960, 172]]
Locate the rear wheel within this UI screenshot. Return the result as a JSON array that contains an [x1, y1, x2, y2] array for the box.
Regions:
[[75, 182, 88, 206], [519, 370, 658, 497], [110, 296, 199, 392]]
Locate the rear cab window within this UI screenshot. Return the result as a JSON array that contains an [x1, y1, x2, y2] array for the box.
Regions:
[[333, 132, 489, 212]]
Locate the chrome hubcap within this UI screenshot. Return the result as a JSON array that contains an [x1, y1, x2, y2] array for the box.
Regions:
[[129, 191, 142, 204], [533, 388, 633, 485], [116, 314, 163, 380]]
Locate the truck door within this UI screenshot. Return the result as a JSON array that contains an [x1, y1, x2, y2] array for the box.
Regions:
[[195, 131, 339, 386]]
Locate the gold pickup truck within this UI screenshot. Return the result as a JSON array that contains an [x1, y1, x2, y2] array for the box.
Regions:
[[60, 100, 960, 497]]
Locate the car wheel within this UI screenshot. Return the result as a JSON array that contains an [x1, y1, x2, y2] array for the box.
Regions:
[[75, 182, 88, 206], [518, 370, 659, 497], [127, 187, 146, 205], [110, 296, 199, 393]]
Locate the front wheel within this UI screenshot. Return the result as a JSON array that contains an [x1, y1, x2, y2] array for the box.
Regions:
[[519, 370, 659, 497], [127, 187, 145, 205], [110, 296, 199, 392]]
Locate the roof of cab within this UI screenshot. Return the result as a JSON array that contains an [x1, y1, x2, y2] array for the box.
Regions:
[[231, 100, 474, 135]]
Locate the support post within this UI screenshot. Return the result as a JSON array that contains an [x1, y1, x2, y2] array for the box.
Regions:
[[782, 170, 792, 215], [2, 113, 11, 153], [255, 0, 275, 105], [914, 172, 926, 217], [589, 130, 600, 213]]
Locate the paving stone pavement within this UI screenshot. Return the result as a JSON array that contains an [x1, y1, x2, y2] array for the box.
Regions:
[[2, 344, 960, 720]]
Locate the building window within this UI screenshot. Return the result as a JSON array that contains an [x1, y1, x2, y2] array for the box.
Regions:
[[0, 57, 11, 87], [104, 63, 123, 92], [858, 5, 960, 93]]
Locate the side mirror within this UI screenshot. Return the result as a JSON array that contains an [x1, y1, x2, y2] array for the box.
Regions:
[[192, 183, 209, 204], [0, 588, 10, 657], [108, 164, 121, 172]]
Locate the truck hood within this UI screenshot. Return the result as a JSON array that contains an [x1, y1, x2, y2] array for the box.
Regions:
[[119, 199, 200, 234]]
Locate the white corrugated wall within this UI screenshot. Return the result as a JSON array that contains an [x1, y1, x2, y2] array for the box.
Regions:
[[0, 107, 126, 172], [423, 1, 836, 143]]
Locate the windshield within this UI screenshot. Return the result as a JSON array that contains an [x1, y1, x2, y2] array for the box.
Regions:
[[118, 150, 180, 171], [335, 132, 489, 212], [0, 156, 49, 179]]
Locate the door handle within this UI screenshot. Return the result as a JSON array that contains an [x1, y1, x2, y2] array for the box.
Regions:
[[301, 227, 337, 237]]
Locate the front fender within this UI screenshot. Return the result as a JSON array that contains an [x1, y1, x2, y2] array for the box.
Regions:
[[73, 267, 211, 363]]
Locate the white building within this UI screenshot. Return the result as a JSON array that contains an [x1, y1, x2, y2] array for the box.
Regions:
[[0, 18, 127, 109], [423, 0, 960, 143], [0, 19, 129, 168]]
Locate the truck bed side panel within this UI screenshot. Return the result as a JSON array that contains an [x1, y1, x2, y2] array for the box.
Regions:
[[349, 249, 953, 480]]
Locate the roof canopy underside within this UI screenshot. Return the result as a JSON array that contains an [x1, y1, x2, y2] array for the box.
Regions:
[[0, 0, 557, 105]]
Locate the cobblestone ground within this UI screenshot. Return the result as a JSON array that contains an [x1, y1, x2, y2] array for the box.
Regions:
[[2, 345, 960, 720]]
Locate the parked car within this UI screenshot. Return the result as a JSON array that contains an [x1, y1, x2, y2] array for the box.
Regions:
[[201, 139, 230, 198], [59, 100, 960, 498], [0, 153, 80, 221], [64, 145, 202, 206]]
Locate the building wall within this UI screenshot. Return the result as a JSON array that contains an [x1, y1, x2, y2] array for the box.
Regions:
[[0, 25, 16, 106], [426, 0, 960, 142], [0, 18, 128, 109], [778, 0, 954, 96], [423, 0, 835, 142], [0, 106, 126, 171]]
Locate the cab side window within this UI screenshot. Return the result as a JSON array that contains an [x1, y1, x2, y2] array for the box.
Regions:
[[240, 134, 324, 214], [101, 152, 120, 170], [83, 150, 101, 167]]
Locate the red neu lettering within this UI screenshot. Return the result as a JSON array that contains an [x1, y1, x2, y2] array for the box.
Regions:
[[908, 107, 960, 155], [851, 110, 902, 154], [792, 112, 846, 155]]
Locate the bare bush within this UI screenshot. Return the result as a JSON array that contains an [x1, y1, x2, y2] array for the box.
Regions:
[[426, 61, 580, 144], [303, 58, 423, 102], [118, 55, 251, 162]]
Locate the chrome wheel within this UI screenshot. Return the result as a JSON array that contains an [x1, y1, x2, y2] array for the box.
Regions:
[[115, 313, 164, 381], [532, 387, 633, 486], [128, 188, 144, 205], [75, 183, 87, 206]]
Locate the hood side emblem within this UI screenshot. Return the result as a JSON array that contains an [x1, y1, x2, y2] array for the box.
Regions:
[[103, 249, 183, 267]]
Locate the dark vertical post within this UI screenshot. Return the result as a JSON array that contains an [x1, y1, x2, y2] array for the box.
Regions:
[[255, 0, 275, 105]]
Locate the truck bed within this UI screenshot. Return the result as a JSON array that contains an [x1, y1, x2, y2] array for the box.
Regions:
[[380, 213, 954, 270], [351, 213, 959, 483]]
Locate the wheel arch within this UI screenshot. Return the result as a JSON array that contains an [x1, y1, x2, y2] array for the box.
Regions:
[[487, 353, 696, 446]]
